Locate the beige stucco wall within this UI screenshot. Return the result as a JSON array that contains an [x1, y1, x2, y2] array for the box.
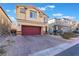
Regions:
[[11, 22, 17, 30], [0, 7, 12, 33], [16, 21, 47, 35], [16, 6, 48, 23], [0, 8, 12, 26], [16, 6, 48, 35]]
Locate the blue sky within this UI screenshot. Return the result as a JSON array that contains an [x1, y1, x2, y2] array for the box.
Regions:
[[0, 3, 79, 22]]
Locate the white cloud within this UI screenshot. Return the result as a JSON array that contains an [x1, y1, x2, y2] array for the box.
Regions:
[[47, 5, 55, 9], [62, 16, 75, 19], [38, 5, 55, 11], [38, 7, 46, 11], [6, 9, 16, 13], [6, 9, 11, 12], [9, 16, 16, 22], [52, 13, 75, 19], [52, 13, 63, 17]]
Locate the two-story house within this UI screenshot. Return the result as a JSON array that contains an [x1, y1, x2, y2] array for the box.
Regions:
[[48, 18, 77, 33], [48, 18, 65, 33], [16, 5, 48, 35], [0, 6, 12, 35]]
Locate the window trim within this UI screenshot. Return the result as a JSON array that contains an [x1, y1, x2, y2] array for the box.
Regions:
[[30, 10, 37, 19], [44, 17, 48, 23], [39, 12, 43, 18], [20, 8, 26, 13]]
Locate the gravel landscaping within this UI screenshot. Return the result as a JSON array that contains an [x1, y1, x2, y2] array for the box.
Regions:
[[0, 35, 68, 56]]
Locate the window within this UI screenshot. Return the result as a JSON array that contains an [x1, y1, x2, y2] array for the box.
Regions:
[[39, 12, 42, 18], [44, 17, 48, 23], [30, 10, 37, 19], [20, 8, 26, 13]]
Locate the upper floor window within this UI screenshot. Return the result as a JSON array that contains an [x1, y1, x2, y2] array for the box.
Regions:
[[44, 17, 48, 23], [30, 10, 37, 19], [20, 8, 26, 13], [39, 12, 43, 18]]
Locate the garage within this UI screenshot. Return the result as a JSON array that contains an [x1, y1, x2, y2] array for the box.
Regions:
[[22, 25, 41, 35]]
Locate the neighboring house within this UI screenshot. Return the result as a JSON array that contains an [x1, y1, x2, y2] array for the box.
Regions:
[[76, 23, 79, 29], [11, 22, 17, 35], [48, 18, 55, 33], [0, 6, 12, 35], [74, 22, 79, 31], [48, 18, 77, 33], [16, 5, 48, 35], [68, 20, 77, 32]]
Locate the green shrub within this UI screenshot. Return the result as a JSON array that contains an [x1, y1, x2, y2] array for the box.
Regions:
[[60, 32, 77, 39]]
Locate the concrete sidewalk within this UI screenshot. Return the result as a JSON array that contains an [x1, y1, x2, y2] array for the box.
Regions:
[[29, 37, 79, 56]]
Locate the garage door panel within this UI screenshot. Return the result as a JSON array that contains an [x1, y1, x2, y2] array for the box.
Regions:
[[22, 25, 41, 35]]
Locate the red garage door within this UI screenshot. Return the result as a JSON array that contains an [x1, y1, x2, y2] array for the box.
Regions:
[[22, 25, 41, 35]]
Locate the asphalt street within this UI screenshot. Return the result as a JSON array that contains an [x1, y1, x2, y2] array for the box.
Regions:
[[56, 44, 79, 56]]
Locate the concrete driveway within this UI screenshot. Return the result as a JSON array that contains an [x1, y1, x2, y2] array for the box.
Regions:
[[4, 35, 68, 56], [0, 35, 8, 43]]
